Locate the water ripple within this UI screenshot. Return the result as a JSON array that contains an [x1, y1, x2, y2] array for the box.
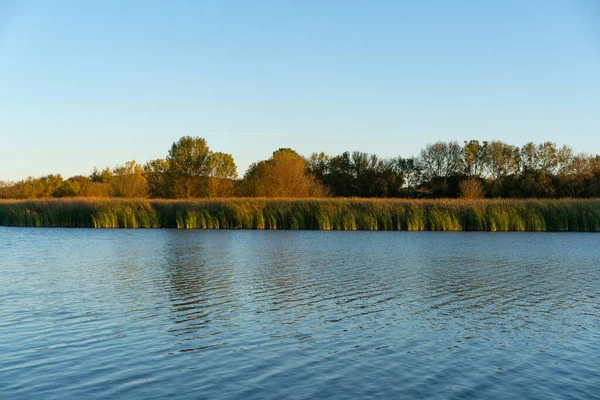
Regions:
[[1, 229, 600, 399]]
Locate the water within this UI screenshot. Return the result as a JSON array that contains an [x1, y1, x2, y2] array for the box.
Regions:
[[1, 228, 599, 399]]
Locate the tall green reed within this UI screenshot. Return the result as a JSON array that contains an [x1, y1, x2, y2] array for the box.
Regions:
[[1, 198, 599, 231]]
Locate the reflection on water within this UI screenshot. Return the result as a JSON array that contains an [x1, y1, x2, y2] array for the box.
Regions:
[[1, 229, 599, 399]]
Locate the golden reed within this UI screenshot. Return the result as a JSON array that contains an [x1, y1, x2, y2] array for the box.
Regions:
[[1, 198, 599, 231]]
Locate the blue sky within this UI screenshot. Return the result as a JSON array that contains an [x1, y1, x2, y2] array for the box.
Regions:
[[1, 0, 599, 181]]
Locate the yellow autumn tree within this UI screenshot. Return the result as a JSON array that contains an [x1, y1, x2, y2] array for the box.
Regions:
[[241, 149, 327, 197], [108, 160, 148, 198]]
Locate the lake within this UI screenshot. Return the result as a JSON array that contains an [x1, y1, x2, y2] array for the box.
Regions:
[[1, 228, 599, 399]]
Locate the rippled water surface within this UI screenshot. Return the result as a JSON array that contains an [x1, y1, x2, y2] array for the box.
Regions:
[[1, 228, 600, 399]]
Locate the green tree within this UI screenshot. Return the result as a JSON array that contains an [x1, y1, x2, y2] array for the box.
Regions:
[[324, 152, 354, 196], [144, 159, 171, 198], [462, 140, 488, 178], [486, 141, 520, 179], [53, 180, 81, 197], [167, 136, 212, 198], [520, 142, 567, 174], [90, 167, 112, 183], [207, 152, 237, 197], [306, 152, 330, 182], [396, 157, 422, 192]]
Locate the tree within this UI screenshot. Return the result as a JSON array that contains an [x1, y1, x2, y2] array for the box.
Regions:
[[144, 159, 170, 198], [351, 152, 396, 197], [0, 181, 15, 199], [462, 140, 488, 178], [306, 152, 330, 182], [207, 152, 237, 180], [567, 153, 595, 177], [90, 167, 112, 183], [520, 142, 568, 174], [555, 145, 574, 176], [109, 160, 148, 198], [416, 141, 463, 197], [207, 152, 237, 197], [167, 136, 212, 198], [486, 141, 520, 179], [21, 175, 64, 198], [370, 177, 389, 197], [315, 151, 402, 197], [324, 152, 354, 196], [53, 178, 82, 197], [419, 141, 462, 180], [396, 157, 422, 191], [242, 150, 327, 197], [273, 148, 301, 157]]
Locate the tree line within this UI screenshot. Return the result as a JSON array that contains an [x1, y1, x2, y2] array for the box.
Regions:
[[2, 136, 600, 199]]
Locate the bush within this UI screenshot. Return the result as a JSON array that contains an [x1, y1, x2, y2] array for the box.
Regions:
[[459, 179, 485, 199]]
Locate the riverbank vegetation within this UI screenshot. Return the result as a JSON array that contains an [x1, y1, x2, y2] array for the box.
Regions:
[[2, 137, 600, 200], [1, 198, 599, 231]]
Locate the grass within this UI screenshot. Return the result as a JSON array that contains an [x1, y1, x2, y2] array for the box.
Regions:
[[0, 198, 599, 231]]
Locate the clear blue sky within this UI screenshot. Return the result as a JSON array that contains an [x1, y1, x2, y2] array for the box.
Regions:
[[1, 0, 599, 181]]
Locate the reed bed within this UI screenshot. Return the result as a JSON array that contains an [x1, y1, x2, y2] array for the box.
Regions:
[[1, 198, 599, 231]]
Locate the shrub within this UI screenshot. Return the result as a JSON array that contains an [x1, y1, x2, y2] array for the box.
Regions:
[[459, 179, 485, 199]]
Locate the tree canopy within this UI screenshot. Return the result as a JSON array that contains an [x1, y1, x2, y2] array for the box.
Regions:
[[2, 137, 600, 200], [242, 150, 326, 197]]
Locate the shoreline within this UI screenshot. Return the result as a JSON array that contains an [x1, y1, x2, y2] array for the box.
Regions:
[[1, 198, 600, 231]]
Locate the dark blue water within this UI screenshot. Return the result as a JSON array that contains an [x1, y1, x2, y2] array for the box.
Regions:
[[1, 228, 599, 399]]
